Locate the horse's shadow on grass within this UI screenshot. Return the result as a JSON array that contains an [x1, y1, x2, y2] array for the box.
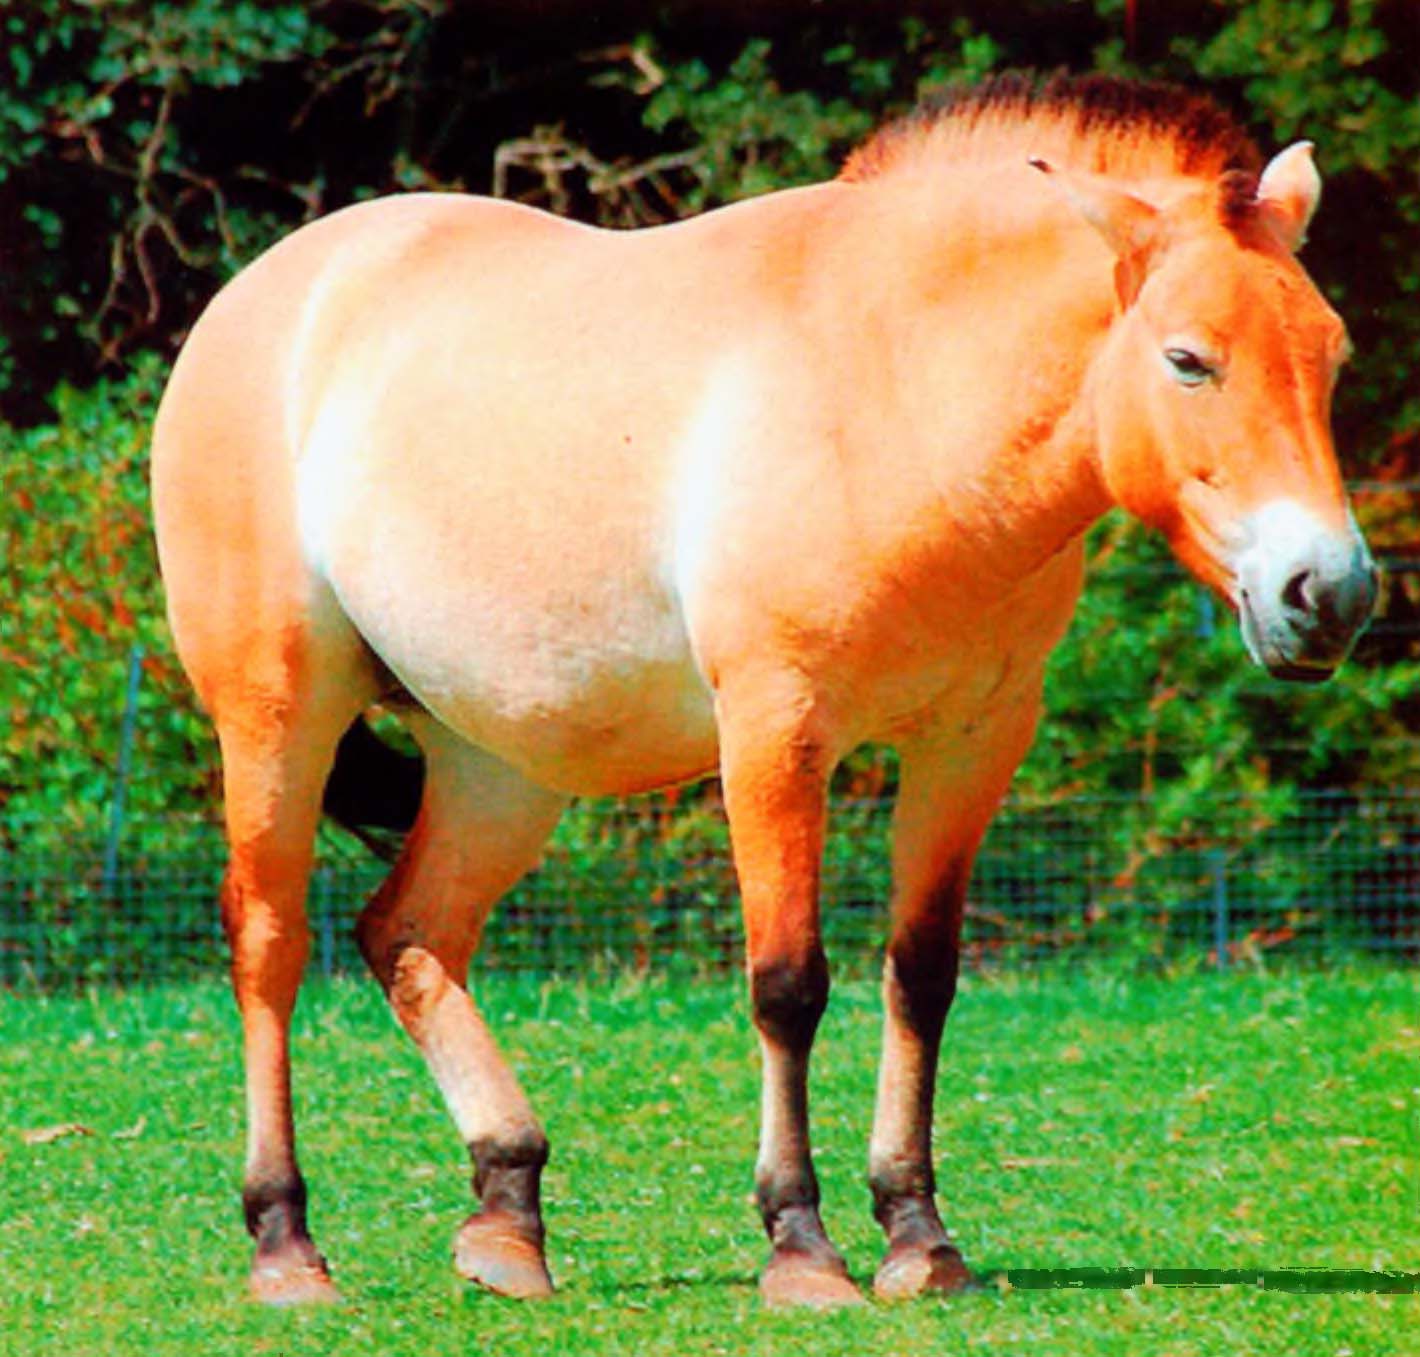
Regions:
[[612, 1273, 753, 1296], [565, 1263, 1420, 1301], [984, 1265, 1419, 1295]]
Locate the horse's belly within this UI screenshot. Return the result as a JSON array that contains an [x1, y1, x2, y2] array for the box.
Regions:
[[324, 525, 719, 795], [424, 641, 721, 797]]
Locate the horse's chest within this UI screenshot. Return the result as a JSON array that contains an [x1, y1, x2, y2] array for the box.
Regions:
[[851, 619, 1044, 747], [840, 554, 1086, 745]]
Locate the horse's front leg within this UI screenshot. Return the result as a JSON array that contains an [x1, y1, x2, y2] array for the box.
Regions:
[[870, 710, 1040, 1299], [719, 681, 863, 1309]]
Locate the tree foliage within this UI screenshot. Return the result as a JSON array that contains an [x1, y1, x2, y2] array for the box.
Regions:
[[2, 2, 1416, 446]]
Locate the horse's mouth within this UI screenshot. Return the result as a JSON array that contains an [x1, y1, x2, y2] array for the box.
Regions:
[[1260, 658, 1336, 685], [1238, 592, 1343, 684]]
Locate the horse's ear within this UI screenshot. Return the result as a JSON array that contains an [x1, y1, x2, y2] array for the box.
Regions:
[[1256, 141, 1321, 252], [1029, 158, 1159, 304]]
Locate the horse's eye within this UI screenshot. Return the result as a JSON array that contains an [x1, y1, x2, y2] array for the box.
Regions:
[[1164, 347, 1214, 387]]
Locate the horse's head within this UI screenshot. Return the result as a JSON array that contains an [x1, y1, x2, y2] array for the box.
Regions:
[[1036, 144, 1377, 682]]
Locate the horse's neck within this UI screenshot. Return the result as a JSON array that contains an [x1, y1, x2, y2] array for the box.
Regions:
[[961, 393, 1112, 583], [823, 170, 1118, 584]]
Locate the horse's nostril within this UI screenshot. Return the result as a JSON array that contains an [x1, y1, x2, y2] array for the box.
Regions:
[[1281, 568, 1313, 617]]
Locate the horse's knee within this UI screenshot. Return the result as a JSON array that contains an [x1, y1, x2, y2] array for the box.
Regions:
[[885, 947, 958, 1047], [750, 950, 830, 1050], [359, 922, 446, 1012], [391, 945, 452, 1013], [359, 896, 466, 1025]]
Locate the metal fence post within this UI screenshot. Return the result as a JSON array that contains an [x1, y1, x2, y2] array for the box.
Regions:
[[102, 644, 145, 899], [1196, 589, 1217, 639], [1211, 848, 1229, 971], [316, 870, 336, 978]]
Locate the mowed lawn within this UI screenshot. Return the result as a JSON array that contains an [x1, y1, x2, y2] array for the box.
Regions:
[[1, 965, 1416, 1356]]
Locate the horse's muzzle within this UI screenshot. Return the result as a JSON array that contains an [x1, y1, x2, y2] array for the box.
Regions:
[[1235, 504, 1378, 683]]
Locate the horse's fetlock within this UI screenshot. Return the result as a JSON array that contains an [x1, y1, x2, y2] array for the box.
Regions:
[[869, 1159, 937, 1224], [243, 1171, 309, 1242], [755, 1173, 820, 1226], [469, 1132, 549, 1220], [469, 1130, 549, 1179], [759, 1194, 838, 1258]]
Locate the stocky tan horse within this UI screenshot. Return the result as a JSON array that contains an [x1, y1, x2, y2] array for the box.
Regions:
[[152, 74, 1375, 1309]]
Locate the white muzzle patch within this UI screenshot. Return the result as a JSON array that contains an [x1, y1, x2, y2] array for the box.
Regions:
[[1233, 499, 1377, 680]]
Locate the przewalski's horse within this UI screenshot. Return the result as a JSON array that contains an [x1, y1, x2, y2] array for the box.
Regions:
[[151, 73, 1376, 1309]]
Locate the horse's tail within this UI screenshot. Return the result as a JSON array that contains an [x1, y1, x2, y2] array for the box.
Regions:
[[322, 717, 424, 856]]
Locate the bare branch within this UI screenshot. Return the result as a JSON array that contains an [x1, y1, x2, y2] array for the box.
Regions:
[[493, 125, 705, 227]]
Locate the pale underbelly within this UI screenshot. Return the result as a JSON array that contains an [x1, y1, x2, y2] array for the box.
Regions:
[[410, 654, 722, 798], [302, 417, 722, 792], [331, 561, 721, 796]]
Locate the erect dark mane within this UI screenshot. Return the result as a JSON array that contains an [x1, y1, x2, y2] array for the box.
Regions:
[[840, 71, 1262, 186]]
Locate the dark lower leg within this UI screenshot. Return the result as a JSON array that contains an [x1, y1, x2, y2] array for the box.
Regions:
[[754, 1050, 832, 1264], [470, 1133, 549, 1242], [236, 1012, 335, 1302], [360, 897, 556, 1299], [244, 1170, 324, 1271], [224, 856, 334, 1303], [869, 934, 972, 1297], [750, 953, 858, 1304]]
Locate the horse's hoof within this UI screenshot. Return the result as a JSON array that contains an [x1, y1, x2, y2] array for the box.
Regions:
[[873, 1242, 975, 1300], [249, 1255, 341, 1307], [760, 1251, 865, 1309], [454, 1213, 554, 1299]]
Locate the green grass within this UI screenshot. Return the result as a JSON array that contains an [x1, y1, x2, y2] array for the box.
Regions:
[[2, 966, 1416, 1355]]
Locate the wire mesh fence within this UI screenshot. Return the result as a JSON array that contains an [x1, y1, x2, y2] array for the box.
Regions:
[[1, 786, 1416, 989]]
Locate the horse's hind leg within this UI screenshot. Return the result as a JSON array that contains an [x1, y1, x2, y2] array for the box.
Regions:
[[216, 668, 373, 1305], [355, 718, 567, 1299]]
